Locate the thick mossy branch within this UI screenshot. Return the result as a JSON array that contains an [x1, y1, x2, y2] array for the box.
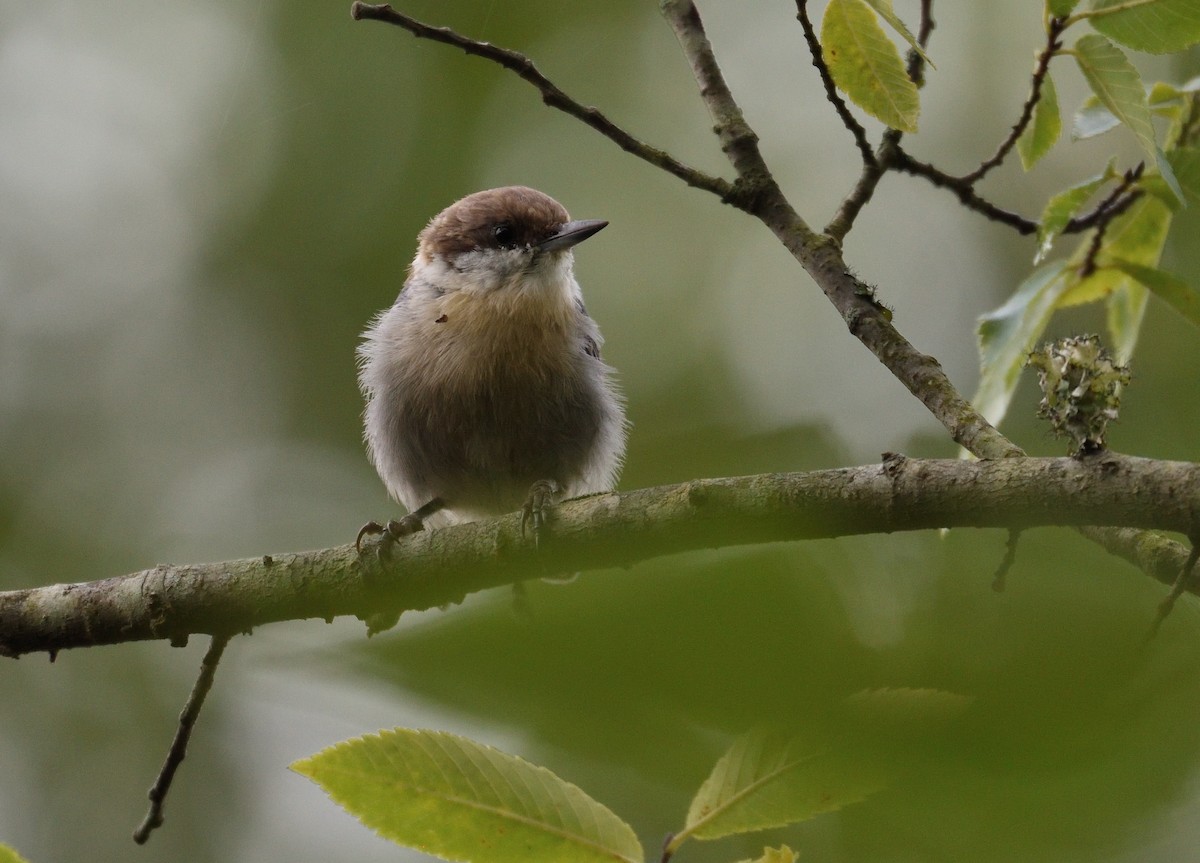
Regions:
[[3, 455, 1199, 658]]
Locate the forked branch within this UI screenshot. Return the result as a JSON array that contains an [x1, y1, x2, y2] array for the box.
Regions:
[[349, 2, 735, 200]]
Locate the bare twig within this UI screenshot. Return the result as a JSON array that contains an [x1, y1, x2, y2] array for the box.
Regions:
[[889, 148, 1039, 233], [795, 0, 875, 166], [958, 17, 1066, 185], [133, 633, 232, 844], [823, 160, 887, 242], [1150, 539, 1200, 636], [824, 0, 935, 242], [659, 0, 779, 210], [905, 0, 936, 86], [349, 2, 735, 201], [1078, 164, 1145, 277], [1069, 163, 1145, 234], [992, 529, 1021, 592]]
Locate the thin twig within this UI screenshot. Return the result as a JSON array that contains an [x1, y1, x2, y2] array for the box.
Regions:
[[992, 528, 1021, 592], [1066, 163, 1145, 234], [1078, 164, 1145, 277], [905, 0, 936, 86], [1150, 540, 1200, 637], [133, 633, 232, 844], [958, 17, 1066, 185], [795, 0, 875, 166], [350, 2, 735, 201], [824, 0, 934, 242], [659, 0, 778, 210], [823, 160, 887, 242], [889, 148, 1039, 233]]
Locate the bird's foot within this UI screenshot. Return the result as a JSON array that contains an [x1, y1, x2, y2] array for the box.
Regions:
[[355, 514, 425, 558], [520, 479, 561, 548]]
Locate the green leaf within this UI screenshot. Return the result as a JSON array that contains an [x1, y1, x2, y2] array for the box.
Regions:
[[680, 726, 886, 843], [1035, 169, 1111, 264], [1107, 260, 1200, 330], [1074, 35, 1185, 201], [1108, 279, 1149, 362], [1074, 78, 1200, 139], [1154, 147, 1186, 203], [1062, 193, 1172, 358], [1062, 192, 1172, 291], [1139, 147, 1200, 206], [1072, 95, 1122, 139], [821, 0, 920, 132], [0, 845, 31, 863], [974, 264, 1074, 426], [292, 728, 643, 863], [1018, 72, 1063, 169], [1169, 146, 1200, 201], [1072, 35, 1157, 159], [732, 846, 799, 863], [1087, 0, 1200, 54], [1050, 0, 1084, 14], [861, 0, 935, 67]]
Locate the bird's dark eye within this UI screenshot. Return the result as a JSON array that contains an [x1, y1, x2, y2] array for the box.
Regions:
[[493, 223, 516, 248]]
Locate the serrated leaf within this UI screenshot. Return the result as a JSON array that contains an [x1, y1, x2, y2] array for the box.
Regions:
[[1018, 72, 1062, 170], [1107, 260, 1200, 330], [1087, 0, 1200, 54], [1050, 0, 1084, 14], [1074, 78, 1200, 139], [1072, 95, 1122, 139], [681, 727, 885, 842], [1139, 147, 1200, 207], [1154, 146, 1186, 204], [1035, 171, 1110, 264], [1062, 192, 1172, 294], [1061, 193, 1172, 358], [1096, 192, 1173, 266], [0, 845, 31, 863], [732, 846, 799, 863], [1169, 147, 1200, 201], [822, 0, 920, 132], [292, 729, 642, 863], [861, 0, 934, 67], [974, 264, 1074, 426], [1107, 279, 1149, 361], [1072, 34, 1157, 159]]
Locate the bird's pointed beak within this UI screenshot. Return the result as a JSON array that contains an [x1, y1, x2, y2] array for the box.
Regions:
[[538, 219, 608, 253]]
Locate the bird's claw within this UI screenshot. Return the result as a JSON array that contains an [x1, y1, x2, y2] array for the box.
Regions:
[[521, 479, 560, 548], [355, 520, 385, 555], [355, 515, 424, 558]]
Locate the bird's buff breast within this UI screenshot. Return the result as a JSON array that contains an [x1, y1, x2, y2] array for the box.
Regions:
[[410, 288, 583, 391]]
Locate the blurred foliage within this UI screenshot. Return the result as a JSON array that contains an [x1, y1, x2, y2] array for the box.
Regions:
[[1, 1, 1199, 862]]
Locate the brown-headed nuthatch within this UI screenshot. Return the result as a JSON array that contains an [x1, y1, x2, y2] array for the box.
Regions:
[[356, 186, 626, 550]]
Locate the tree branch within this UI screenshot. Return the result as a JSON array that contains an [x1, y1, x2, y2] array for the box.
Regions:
[[133, 633, 231, 844], [342, 3, 1191, 607], [4, 454, 1199, 658], [349, 2, 735, 200], [957, 17, 1065, 185], [888, 148, 1040, 233], [659, 0, 781, 210], [824, 0, 933, 242], [795, 0, 875, 167]]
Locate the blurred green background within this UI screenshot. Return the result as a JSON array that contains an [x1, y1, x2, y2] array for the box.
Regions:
[[2, 2, 1200, 861]]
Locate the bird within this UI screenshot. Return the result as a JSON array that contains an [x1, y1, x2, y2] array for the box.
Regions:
[[356, 186, 626, 552]]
